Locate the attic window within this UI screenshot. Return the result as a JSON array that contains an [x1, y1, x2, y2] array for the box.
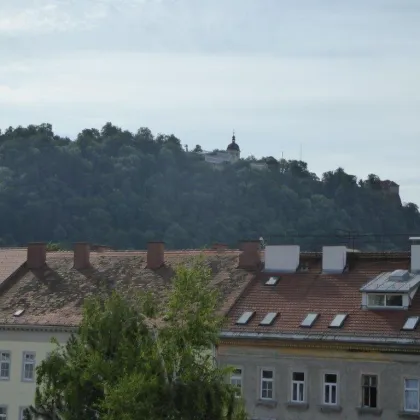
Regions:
[[402, 316, 420, 331], [265, 277, 279, 286], [260, 312, 278, 326], [236, 311, 255, 325], [367, 294, 403, 308], [300, 313, 319, 328], [13, 309, 25, 317], [329, 314, 348, 328]]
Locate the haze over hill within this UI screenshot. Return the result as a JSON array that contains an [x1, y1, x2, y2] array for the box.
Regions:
[[1, 0, 419, 204], [0, 123, 419, 251]]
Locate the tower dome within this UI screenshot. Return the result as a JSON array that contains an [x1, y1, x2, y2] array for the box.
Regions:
[[227, 131, 240, 152]]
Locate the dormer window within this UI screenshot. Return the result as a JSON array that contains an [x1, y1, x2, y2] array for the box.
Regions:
[[367, 294, 403, 308]]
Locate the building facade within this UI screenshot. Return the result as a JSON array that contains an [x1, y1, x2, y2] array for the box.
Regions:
[[218, 240, 420, 419], [0, 242, 253, 418]]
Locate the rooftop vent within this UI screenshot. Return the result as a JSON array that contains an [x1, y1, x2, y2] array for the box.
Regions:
[[300, 313, 319, 328], [402, 316, 420, 331], [410, 237, 420, 274], [389, 269, 410, 282], [260, 312, 278, 326], [329, 314, 348, 328], [322, 246, 347, 274], [265, 245, 300, 273], [236, 311, 255, 325], [265, 276, 279, 286]]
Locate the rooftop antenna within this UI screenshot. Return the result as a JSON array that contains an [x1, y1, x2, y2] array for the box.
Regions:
[[299, 144, 303, 161]]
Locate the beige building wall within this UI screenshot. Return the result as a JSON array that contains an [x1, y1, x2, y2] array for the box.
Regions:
[[0, 329, 71, 419], [218, 342, 420, 420]]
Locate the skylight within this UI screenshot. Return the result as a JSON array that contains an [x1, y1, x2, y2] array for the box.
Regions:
[[329, 314, 348, 328], [300, 313, 319, 328], [265, 277, 279, 286], [13, 309, 25, 317], [402, 316, 420, 331], [260, 312, 278, 326], [236, 311, 255, 325]]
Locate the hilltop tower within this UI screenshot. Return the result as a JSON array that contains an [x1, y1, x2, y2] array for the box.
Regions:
[[226, 130, 240, 162]]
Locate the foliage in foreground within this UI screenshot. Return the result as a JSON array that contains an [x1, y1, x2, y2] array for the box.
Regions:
[[25, 259, 246, 420]]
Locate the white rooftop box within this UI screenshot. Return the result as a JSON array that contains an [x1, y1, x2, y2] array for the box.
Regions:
[[322, 246, 347, 274], [410, 237, 420, 273], [265, 245, 300, 273]]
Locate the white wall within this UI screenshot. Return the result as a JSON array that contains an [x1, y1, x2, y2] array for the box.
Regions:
[[265, 245, 300, 272], [0, 329, 71, 419]]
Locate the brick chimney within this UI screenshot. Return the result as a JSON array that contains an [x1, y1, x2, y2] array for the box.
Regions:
[[238, 240, 261, 269], [212, 243, 228, 251], [147, 242, 165, 269], [27, 243, 46, 269], [74, 242, 90, 269]]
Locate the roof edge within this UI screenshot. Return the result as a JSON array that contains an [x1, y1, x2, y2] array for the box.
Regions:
[[220, 331, 420, 347], [0, 324, 77, 333]]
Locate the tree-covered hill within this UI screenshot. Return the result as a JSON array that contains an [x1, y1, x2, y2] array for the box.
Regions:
[[0, 123, 419, 251]]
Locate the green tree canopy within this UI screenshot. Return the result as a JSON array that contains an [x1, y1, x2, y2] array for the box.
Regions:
[[0, 123, 419, 250], [26, 259, 246, 420]]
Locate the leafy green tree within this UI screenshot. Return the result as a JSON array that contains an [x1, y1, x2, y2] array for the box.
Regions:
[[25, 259, 246, 420]]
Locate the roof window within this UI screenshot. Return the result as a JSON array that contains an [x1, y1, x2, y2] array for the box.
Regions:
[[13, 309, 25, 317], [265, 277, 279, 286], [300, 313, 319, 328], [402, 316, 420, 331], [367, 294, 403, 308], [260, 312, 278, 326], [236, 311, 255, 325], [329, 314, 348, 328]]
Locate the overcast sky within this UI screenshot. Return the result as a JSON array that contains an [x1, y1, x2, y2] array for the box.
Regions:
[[0, 0, 419, 204]]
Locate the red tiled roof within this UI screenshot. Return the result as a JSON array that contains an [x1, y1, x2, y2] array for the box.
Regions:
[[0, 249, 26, 287], [0, 250, 251, 328], [224, 255, 420, 341]]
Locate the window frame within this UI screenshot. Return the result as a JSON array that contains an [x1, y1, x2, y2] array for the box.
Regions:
[[404, 377, 420, 412], [259, 368, 275, 401], [361, 374, 378, 408], [367, 293, 404, 308], [21, 351, 36, 382], [323, 372, 339, 406], [0, 351, 11, 381], [19, 407, 29, 420], [0, 405, 7, 420], [230, 366, 243, 398], [291, 371, 306, 403]]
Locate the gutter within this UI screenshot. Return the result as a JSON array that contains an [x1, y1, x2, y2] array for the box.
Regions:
[[0, 324, 77, 333], [220, 331, 420, 346]]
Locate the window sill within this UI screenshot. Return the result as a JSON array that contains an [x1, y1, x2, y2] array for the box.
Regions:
[[357, 407, 383, 416], [256, 399, 277, 408], [399, 411, 420, 418], [286, 401, 309, 410], [319, 404, 342, 413]]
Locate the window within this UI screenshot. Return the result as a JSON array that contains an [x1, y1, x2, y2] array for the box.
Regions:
[[291, 372, 305, 403], [367, 294, 403, 307], [300, 313, 319, 327], [0, 406, 7, 420], [230, 368, 242, 397], [0, 352, 10, 380], [236, 311, 255, 325], [22, 352, 36, 382], [403, 317, 420, 331], [329, 314, 348, 328], [260, 369, 274, 400], [19, 407, 28, 420], [404, 379, 420, 412], [323, 373, 338, 405], [260, 312, 278, 326], [361, 375, 377, 408], [265, 277, 279, 285]]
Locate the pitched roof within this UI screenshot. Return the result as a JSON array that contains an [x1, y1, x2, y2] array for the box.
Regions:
[[0, 250, 251, 328], [223, 253, 420, 343], [0, 249, 27, 287]]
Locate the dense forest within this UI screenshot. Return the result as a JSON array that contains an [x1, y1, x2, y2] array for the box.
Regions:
[[0, 123, 419, 251]]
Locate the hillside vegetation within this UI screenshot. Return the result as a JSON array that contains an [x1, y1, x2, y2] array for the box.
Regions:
[[0, 123, 419, 251]]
